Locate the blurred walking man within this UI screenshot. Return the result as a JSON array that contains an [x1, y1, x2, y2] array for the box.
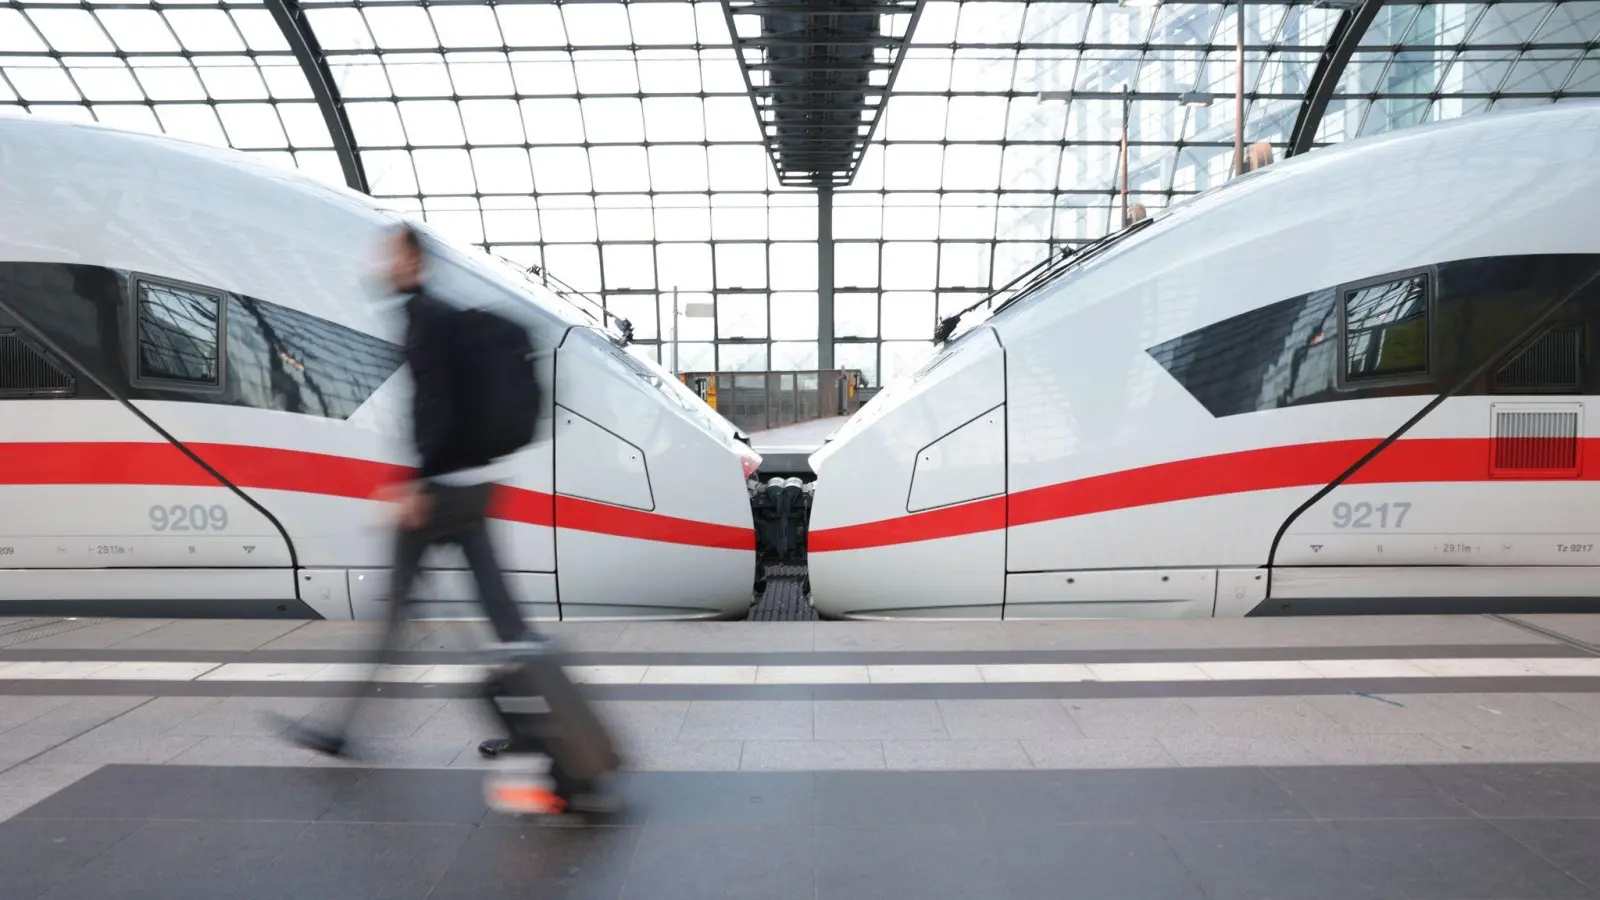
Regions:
[[288, 222, 543, 757]]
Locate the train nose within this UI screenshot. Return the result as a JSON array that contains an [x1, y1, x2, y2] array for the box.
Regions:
[[806, 329, 1009, 619]]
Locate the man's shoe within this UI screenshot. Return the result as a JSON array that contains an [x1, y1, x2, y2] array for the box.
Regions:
[[484, 774, 567, 815], [286, 722, 347, 758], [566, 789, 624, 816], [479, 737, 512, 758]]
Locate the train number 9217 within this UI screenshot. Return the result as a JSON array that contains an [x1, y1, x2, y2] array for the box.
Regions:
[[1332, 501, 1411, 529], [150, 504, 229, 532]]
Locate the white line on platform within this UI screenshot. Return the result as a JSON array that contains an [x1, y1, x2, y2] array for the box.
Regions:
[[3, 657, 1600, 685], [86, 661, 223, 681], [868, 664, 984, 684], [640, 665, 759, 685], [1085, 662, 1212, 682], [0, 661, 120, 679], [977, 664, 1095, 683], [566, 665, 650, 685], [755, 666, 871, 685], [1299, 659, 1434, 679]]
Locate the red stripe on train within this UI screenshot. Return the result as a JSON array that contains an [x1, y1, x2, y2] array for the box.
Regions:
[[0, 441, 754, 551], [554, 495, 754, 551], [806, 496, 1007, 553], [808, 437, 1600, 553]]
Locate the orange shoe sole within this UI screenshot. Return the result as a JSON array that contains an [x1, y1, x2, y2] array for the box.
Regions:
[[489, 783, 567, 815]]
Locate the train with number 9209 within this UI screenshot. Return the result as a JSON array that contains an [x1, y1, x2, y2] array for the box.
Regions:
[[806, 102, 1600, 620], [0, 114, 762, 623]]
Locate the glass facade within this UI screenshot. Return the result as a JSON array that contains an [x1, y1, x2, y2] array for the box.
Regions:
[[4, 0, 1595, 388]]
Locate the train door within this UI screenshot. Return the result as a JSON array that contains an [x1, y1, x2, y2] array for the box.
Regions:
[[0, 264, 303, 617], [1264, 256, 1600, 615]]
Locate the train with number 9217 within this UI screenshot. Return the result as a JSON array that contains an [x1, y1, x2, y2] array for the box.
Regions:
[[0, 114, 762, 623], [805, 102, 1600, 620]]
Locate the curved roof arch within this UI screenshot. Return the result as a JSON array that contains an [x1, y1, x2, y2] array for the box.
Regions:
[[3, 0, 1596, 382]]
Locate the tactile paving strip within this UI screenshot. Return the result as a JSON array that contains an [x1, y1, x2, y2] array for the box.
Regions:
[[0, 617, 112, 648], [748, 565, 816, 622]]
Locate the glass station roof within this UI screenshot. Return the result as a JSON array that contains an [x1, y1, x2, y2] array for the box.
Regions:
[[3, 0, 1595, 385]]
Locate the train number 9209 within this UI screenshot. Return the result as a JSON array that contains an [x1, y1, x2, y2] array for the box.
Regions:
[[150, 504, 229, 532]]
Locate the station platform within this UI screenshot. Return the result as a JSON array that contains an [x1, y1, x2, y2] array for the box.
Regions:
[[748, 416, 845, 477], [7, 613, 1600, 898]]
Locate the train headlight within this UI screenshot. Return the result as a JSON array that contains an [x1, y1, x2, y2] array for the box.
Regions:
[[737, 444, 763, 479]]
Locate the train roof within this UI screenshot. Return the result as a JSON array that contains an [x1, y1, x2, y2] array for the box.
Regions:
[[0, 113, 616, 339], [945, 100, 1600, 345]]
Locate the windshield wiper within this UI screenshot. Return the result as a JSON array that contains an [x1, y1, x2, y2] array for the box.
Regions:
[[934, 217, 1155, 345]]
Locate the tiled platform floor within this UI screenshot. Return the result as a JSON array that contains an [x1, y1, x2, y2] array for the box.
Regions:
[[12, 763, 1600, 899], [5, 613, 1600, 897]]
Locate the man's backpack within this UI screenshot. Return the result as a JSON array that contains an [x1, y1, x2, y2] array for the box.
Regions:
[[453, 304, 540, 459]]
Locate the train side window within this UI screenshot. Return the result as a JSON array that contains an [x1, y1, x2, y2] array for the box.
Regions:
[[227, 296, 405, 420], [1340, 271, 1430, 384], [133, 278, 224, 389]]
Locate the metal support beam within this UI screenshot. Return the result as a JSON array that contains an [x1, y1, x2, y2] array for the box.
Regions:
[[1286, 0, 1386, 157], [722, 0, 926, 188], [266, 0, 368, 194], [1120, 85, 1130, 227], [270, 0, 1553, 7], [818, 187, 835, 371], [1235, 0, 1246, 176]]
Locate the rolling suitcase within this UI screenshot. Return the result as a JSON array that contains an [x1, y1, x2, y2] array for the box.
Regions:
[[481, 647, 622, 815]]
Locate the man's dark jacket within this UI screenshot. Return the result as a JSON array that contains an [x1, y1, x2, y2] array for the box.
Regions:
[[403, 289, 491, 479]]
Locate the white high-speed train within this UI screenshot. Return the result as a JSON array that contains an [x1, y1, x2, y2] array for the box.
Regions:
[[809, 102, 1600, 619], [0, 115, 761, 621]]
